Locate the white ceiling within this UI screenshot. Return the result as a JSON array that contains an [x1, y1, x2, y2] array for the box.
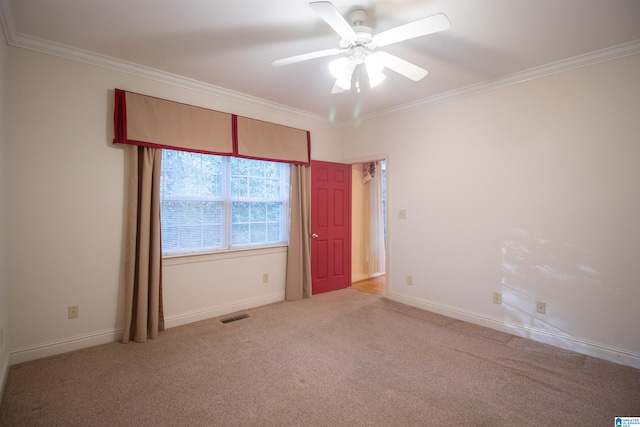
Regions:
[[2, 0, 640, 123]]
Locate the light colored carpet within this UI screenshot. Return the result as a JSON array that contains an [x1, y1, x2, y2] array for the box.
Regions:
[[1, 288, 638, 426]]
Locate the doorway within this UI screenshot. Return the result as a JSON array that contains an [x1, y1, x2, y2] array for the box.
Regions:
[[351, 160, 386, 295]]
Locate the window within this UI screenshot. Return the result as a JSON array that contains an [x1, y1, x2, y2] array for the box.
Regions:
[[160, 150, 290, 255]]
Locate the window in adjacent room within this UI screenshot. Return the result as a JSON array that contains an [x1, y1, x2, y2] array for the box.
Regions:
[[160, 150, 290, 255]]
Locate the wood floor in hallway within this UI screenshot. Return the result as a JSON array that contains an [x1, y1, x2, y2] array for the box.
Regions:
[[351, 275, 384, 296]]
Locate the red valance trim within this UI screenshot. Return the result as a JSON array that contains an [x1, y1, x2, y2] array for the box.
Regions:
[[232, 114, 239, 155], [307, 131, 311, 164], [113, 89, 127, 145], [232, 154, 310, 166], [118, 140, 238, 157]]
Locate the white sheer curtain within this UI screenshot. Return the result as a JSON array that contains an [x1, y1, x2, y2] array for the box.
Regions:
[[364, 162, 385, 276]]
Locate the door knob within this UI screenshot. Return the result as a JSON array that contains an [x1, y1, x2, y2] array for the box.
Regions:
[[312, 233, 318, 239]]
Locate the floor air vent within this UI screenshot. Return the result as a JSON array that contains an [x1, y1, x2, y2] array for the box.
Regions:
[[220, 314, 249, 324]]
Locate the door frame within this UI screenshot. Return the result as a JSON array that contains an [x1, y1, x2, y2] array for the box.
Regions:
[[345, 154, 390, 297]]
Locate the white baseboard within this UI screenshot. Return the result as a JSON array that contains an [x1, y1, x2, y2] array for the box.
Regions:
[[388, 292, 640, 370], [163, 293, 285, 329], [8, 294, 286, 366], [11, 291, 635, 370], [9, 329, 122, 366], [0, 349, 9, 402]]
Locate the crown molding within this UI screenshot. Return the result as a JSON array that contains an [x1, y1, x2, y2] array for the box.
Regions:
[[355, 39, 640, 125], [13, 33, 334, 126], [2, 0, 639, 128], [0, 0, 334, 127]]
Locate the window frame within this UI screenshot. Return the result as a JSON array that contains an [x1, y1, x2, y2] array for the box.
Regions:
[[160, 150, 290, 257]]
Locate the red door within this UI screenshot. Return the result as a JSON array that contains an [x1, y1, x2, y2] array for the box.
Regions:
[[311, 160, 352, 294]]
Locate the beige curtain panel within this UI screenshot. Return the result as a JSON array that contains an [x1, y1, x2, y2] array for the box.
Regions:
[[285, 165, 312, 300], [123, 146, 165, 343]]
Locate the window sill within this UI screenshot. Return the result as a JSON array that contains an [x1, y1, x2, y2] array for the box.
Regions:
[[163, 244, 288, 266]]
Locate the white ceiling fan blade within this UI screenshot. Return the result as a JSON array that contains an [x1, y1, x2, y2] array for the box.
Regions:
[[309, 1, 357, 42], [271, 48, 341, 67], [375, 51, 428, 81], [373, 13, 450, 47]]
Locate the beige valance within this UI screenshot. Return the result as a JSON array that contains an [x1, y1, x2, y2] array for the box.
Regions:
[[113, 89, 310, 165], [236, 116, 310, 165], [114, 89, 233, 155]]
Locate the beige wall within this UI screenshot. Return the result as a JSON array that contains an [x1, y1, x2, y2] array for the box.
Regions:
[[2, 33, 639, 371], [344, 54, 640, 368], [0, 22, 10, 395], [3, 46, 343, 364]]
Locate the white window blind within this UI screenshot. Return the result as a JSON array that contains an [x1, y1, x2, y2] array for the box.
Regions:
[[160, 150, 290, 255]]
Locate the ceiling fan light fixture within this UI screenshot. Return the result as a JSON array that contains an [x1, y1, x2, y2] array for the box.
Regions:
[[365, 54, 385, 88], [367, 70, 386, 88], [330, 57, 356, 90], [329, 57, 349, 79], [365, 53, 383, 74], [335, 71, 353, 90]]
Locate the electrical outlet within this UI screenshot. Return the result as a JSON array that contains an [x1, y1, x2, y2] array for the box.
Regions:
[[398, 209, 407, 219], [536, 301, 546, 314], [262, 273, 269, 284], [68, 305, 79, 319], [406, 275, 413, 285], [493, 292, 502, 304]]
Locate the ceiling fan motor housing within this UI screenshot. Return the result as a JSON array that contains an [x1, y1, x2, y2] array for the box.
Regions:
[[339, 26, 375, 52]]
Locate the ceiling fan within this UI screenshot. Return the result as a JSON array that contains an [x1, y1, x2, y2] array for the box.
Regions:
[[271, 1, 451, 93]]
